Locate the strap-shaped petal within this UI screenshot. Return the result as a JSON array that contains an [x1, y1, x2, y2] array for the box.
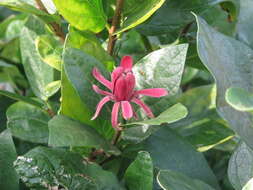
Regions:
[[132, 98, 154, 118], [92, 85, 113, 96], [112, 102, 121, 129], [135, 88, 168, 97], [92, 68, 112, 90], [120, 56, 133, 70], [121, 101, 133, 120], [91, 96, 111, 120]]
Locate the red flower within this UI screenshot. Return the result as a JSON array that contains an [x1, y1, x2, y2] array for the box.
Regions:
[[91, 56, 168, 130]]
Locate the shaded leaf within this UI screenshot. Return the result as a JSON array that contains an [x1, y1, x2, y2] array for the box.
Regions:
[[124, 151, 153, 190], [157, 170, 215, 190], [228, 142, 253, 190], [0, 129, 19, 190], [48, 115, 120, 155], [7, 102, 50, 144]]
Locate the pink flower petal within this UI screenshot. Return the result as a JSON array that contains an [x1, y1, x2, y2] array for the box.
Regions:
[[131, 98, 154, 118], [92, 85, 113, 96], [92, 68, 112, 90], [135, 88, 168, 97], [111, 102, 121, 129], [121, 101, 133, 120], [111, 67, 124, 90], [91, 96, 111, 120], [120, 56, 133, 70]]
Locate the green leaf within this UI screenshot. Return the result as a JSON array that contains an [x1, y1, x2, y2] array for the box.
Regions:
[[243, 178, 253, 190], [62, 47, 114, 138], [7, 102, 50, 144], [143, 127, 220, 189], [53, 0, 106, 33], [0, 129, 19, 190], [157, 170, 215, 190], [0, 90, 44, 108], [127, 103, 187, 126], [124, 151, 153, 190], [36, 34, 62, 71], [137, 0, 238, 36], [66, 27, 114, 71], [45, 80, 61, 97], [48, 115, 120, 155], [15, 146, 122, 189], [20, 16, 54, 100], [226, 87, 253, 112], [228, 142, 253, 190], [195, 14, 253, 149], [0, 0, 59, 22], [236, 0, 253, 48], [116, 0, 165, 34], [133, 44, 188, 95]]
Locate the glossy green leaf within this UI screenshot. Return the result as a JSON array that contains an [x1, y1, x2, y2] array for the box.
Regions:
[[243, 178, 253, 190], [62, 47, 114, 138], [36, 34, 62, 71], [0, 90, 44, 108], [53, 0, 106, 33], [48, 115, 120, 155], [143, 127, 220, 189], [124, 151, 153, 190], [226, 87, 253, 112], [236, 0, 253, 48], [129, 103, 187, 126], [0, 129, 19, 190], [195, 14, 253, 149], [20, 16, 54, 100], [66, 27, 114, 71], [133, 44, 188, 94], [228, 142, 253, 190], [117, 0, 165, 34], [14, 146, 122, 189], [157, 170, 215, 190], [0, 0, 59, 22], [7, 102, 50, 144]]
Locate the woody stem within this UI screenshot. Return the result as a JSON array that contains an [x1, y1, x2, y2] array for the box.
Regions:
[[107, 0, 125, 56]]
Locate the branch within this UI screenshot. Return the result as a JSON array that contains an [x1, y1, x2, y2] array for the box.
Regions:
[[107, 0, 125, 56], [35, 0, 65, 42]]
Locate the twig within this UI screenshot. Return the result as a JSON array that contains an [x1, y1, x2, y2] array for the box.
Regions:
[[35, 0, 65, 42], [107, 0, 125, 55], [112, 130, 122, 145]]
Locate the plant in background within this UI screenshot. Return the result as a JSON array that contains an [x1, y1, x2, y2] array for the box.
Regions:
[[0, 0, 252, 190]]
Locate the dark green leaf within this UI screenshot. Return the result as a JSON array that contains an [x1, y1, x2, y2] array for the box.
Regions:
[[157, 170, 215, 190], [7, 102, 50, 143], [143, 127, 220, 189], [53, 0, 106, 33], [48, 115, 120, 155], [0, 90, 44, 108], [124, 151, 153, 190], [20, 16, 54, 100], [0, 129, 19, 190], [228, 142, 253, 190], [195, 14, 253, 149]]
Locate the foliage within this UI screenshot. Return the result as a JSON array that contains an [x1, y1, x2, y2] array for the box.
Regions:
[[0, 0, 251, 190]]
